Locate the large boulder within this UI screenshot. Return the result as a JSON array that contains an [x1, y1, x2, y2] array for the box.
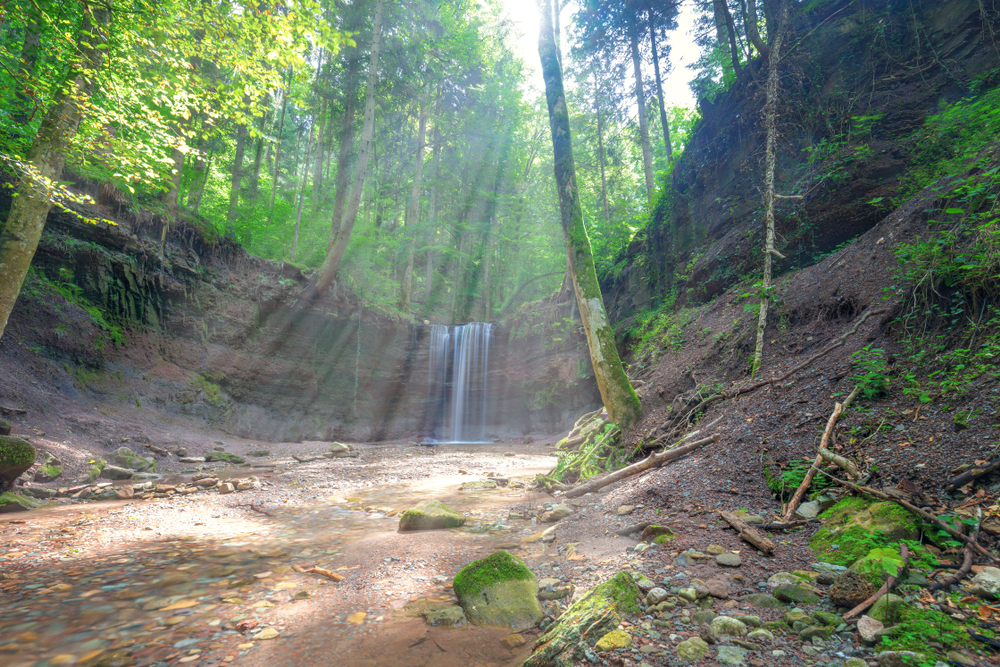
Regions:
[[0, 492, 42, 513], [0, 436, 35, 491], [109, 447, 155, 472], [398, 500, 466, 531], [453, 550, 542, 628], [810, 498, 917, 566], [971, 567, 1000, 599], [523, 572, 643, 667]]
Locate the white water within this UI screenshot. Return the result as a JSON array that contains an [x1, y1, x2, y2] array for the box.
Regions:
[[426, 322, 493, 443]]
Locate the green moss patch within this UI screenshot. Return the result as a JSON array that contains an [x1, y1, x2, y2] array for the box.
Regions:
[[810, 497, 917, 566], [453, 550, 535, 600], [879, 604, 979, 664], [0, 492, 43, 513], [398, 500, 466, 531], [850, 547, 904, 586], [0, 435, 36, 489]]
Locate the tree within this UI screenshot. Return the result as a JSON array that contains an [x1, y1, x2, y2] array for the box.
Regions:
[[538, 0, 642, 428], [0, 2, 112, 339]]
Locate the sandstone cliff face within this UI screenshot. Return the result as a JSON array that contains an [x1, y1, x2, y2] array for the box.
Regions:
[[604, 0, 999, 322], [2, 182, 600, 442]]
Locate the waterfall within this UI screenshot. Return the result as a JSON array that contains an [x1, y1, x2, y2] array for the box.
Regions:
[[425, 322, 493, 442]]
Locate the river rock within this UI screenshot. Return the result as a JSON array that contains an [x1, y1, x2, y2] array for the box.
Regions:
[[0, 436, 36, 491], [869, 594, 905, 623], [773, 585, 820, 604], [710, 615, 748, 637], [745, 593, 785, 609], [646, 587, 669, 605], [454, 550, 542, 628], [0, 492, 41, 513], [522, 572, 642, 667], [971, 567, 1000, 599], [540, 504, 572, 522], [747, 628, 774, 642], [858, 615, 884, 643], [501, 633, 526, 649], [538, 578, 574, 601], [768, 572, 804, 587], [109, 447, 155, 471], [716, 553, 742, 567], [594, 629, 632, 651], [425, 605, 466, 626], [640, 524, 675, 541], [398, 500, 466, 531], [178, 456, 206, 463], [116, 485, 134, 500], [617, 505, 634, 515], [218, 482, 235, 494], [877, 651, 925, 667], [704, 579, 729, 599], [716, 645, 749, 666], [830, 571, 877, 608], [676, 637, 710, 662], [100, 465, 134, 480], [460, 479, 498, 491]]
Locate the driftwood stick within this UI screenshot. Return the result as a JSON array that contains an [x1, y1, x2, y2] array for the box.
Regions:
[[564, 434, 719, 499], [946, 457, 1000, 491], [726, 309, 888, 399], [718, 510, 776, 554], [843, 543, 909, 622], [930, 509, 981, 591], [820, 473, 998, 563]]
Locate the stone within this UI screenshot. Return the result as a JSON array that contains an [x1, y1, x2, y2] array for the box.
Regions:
[[595, 629, 632, 651], [329, 442, 352, 453], [219, 482, 235, 494], [773, 585, 820, 605], [876, 651, 925, 667], [745, 593, 785, 609], [710, 616, 748, 638], [795, 501, 822, 520], [734, 615, 761, 628], [193, 477, 218, 487], [947, 651, 976, 666], [706, 544, 727, 555], [538, 579, 574, 601], [425, 605, 466, 627], [178, 457, 206, 463], [816, 571, 838, 585], [646, 587, 670, 605], [617, 505, 634, 515], [810, 499, 918, 565], [116, 485, 134, 500], [640, 525, 675, 542], [540, 504, 572, 523], [501, 633, 527, 649], [716, 645, 749, 666], [845, 659, 867, 667], [633, 575, 656, 592], [857, 615, 884, 643], [453, 550, 542, 628], [0, 492, 42, 513], [33, 453, 62, 482], [812, 563, 848, 574], [254, 628, 279, 640], [675, 637, 710, 662], [460, 479, 499, 491], [236, 481, 253, 491], [692, 610, 718, 625], [100, 465, 133, 481], [0, 436, 36, 490], [704, 579, 729, 599], [521, 572, 641, 667], [829, 571, 877, 608], [109, 447, 155, 471], [798, 625, 834, 641], [678, 587, 698, 602], [205, 452, 247, 464], [743, 515, 765, 525], [768, 572, 805, 587], [970, 567, 1000, 599], [693, 583, 711, 599], [747, 628, 774, 642], [398, 500, 466, 531], [850, 548, 904, 586], [716, 553, 742, 567], [784, 611, 813, 625], [869, 594, 905, 624], [812, 611, 842, 627]]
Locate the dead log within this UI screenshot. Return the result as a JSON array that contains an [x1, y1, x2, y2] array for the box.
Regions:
[[946, 457, 1000, 491], [718, 510, 776, 554], [843, 543, 909, 622], [564, 434, 719, 499], [930, 508, 981, 591], [820, 473, 998, 564]]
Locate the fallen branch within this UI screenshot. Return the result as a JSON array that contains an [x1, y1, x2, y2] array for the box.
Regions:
[[819, 473, 998, 563], [615, 521, 654, 536], [969, 629, 1000, 650], [0, 405, 26, 415], [649, 414, 725, 448], [236, 502, 276, 518], [757, 519, 821, 531], [946, 457, 1000, 492], [718, 510, 776, 554], [564, 434, 719, 499], [782, 386, 861, 522], [726, 309, 888, 399], [308, 566, 344, 582], [930, 508, 981, 591], [843, 543, 909, 622]]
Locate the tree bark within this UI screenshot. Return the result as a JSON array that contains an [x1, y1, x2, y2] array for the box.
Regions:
[[399, 101, 428, 312], [630, 28, 655, 200], [13, 19, 41, 130], [189, 140, 214, 215], [249, 96, 269, 199], [751, 0, 788, 375], [316, 0, 384, 294], [312, 96, 327, 200], [268, 67, 291, 219], [714, 0, 744, 75], [424, 124, 442, 305], [539, 0, 642, 428], [291, 53, 325, 262], [227, 121, 247, 232], [745, 0, 771, 56], [647, 9, 673, 163], [0, 2, 111, 340], [595, 74, 611, 223]]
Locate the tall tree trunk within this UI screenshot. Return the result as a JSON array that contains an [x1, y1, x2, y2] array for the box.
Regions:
[[268, 67, 292, 218], [751, 0, 789, 375], [227, 121, 247, 232], [313, 98, 329, 200], [647, 9, 673, 163], [0, 2, 111, 339], [291, 53, 324, 262], [189, 136, 214, 215], [714, 0, 744, 75], [424, 124, 442, 305], [399, 101, 428, 312], [316, 0, 384, 294], [745, 0, 771, 56], [248, 96, 269, 199], [327, 57, 362, 250], [630, 29, 655, 201], [595, 74, 611, 223], [13, 20, 41, 131], [553, 0, 562, 65], [538, 0, 642, 428]]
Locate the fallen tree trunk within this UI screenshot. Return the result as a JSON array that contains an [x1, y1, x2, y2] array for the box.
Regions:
[[946, 457, 1000, 492], [757, 519, 820, 531], [930, 508, 981, 591], [843, 543, 909, 622], [718, 510, 776, 554], [564, 434, 719, 499]]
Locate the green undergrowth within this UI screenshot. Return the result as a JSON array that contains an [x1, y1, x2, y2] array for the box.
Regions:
[[549, 421, 625, 484], [763, 458, 834, 500], [878, 604, 978, 666], [24, 268, 127, 349], [452, 550, 535, 600], [620, 293, 700, 371]]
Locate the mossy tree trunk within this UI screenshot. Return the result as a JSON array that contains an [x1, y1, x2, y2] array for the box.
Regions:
[[538, 0, 642, 429], [0, 2, 111, 340]]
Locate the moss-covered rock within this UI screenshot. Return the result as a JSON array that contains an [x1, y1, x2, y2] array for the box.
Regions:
[[0, 435, 35, 491], [809, 498, 917, 566], [745, 593, 786, 609], [398, 500, 466, 531], [0, 492, 43, 513], [869, 593, 906, 624], [453, 550, 542, 628], [850, 548, 905, 586], [205, 451, 246, 464], [523, 572, 642, 667], [773, 585, 820, 605], [109, 447, 156, 472], [594, 629, 632, 651]]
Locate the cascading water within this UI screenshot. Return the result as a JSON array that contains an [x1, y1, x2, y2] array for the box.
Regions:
[[425, 322, 493, 443]]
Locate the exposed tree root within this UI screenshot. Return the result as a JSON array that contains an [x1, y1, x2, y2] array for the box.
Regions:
[[930, 508, 981, 591]]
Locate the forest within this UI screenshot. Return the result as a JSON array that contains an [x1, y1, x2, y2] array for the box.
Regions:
[[3, 1, 1000, 666]]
